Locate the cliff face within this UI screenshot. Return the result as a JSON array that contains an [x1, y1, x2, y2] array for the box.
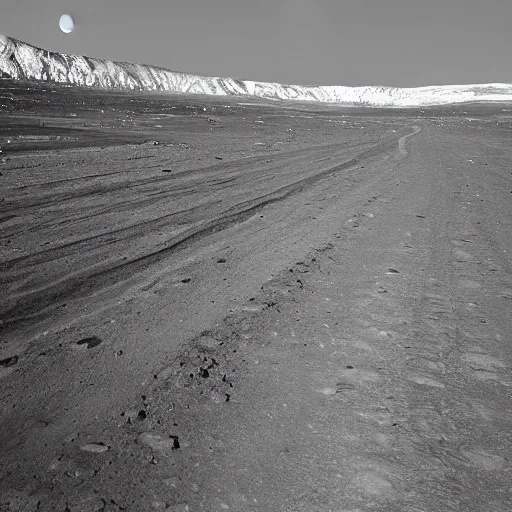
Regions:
[[2, 32, 512, 107]]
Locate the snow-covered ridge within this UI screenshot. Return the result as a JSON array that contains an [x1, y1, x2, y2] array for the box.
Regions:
[[2, 32, 512, 107]]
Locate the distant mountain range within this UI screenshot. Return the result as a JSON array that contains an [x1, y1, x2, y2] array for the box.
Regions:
[[2, 32, 512, 107]]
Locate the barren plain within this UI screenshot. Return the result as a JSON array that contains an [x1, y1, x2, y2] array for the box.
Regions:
[[1, 80, 512, 511]]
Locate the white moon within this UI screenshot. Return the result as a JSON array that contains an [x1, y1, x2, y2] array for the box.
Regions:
[[59, 14, 74, 34]]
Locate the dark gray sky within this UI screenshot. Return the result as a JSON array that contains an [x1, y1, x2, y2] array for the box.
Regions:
[[1, 0, 510, 87]]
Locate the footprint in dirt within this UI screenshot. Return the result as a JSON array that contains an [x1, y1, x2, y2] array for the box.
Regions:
[[425, 294, 452, 316], [318, 368, 379, 396]]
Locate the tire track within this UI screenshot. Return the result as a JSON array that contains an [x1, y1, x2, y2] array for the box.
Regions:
[[0, 137, 398, 328]]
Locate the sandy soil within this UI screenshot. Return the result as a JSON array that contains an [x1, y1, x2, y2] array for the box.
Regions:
[[1, 80, 512, 511]]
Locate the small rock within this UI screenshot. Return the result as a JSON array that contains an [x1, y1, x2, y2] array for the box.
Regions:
[[65, 495, 107, 512], [155, 366, 175, 380], [151, 501, 168, 510], [318, 387, 337, 395], [378, 286, 387, 293], [80, 442, 109, 453], [138, 433, 179, 453], [168, 505, 189, 512], [121, 409, 139, 424], [64, 431, 80, 443], [197, 337, 222, 349], [240, 305, 264, 313], [76, 336, 103, 349], [0, 355, 19, 367], [163, 476, 179, 488]]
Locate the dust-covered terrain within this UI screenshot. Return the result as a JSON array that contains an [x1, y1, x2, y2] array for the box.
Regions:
[[1, 79, 512, 511]]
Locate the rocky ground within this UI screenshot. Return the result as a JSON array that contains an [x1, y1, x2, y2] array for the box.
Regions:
[[1, 80, 512, 511]]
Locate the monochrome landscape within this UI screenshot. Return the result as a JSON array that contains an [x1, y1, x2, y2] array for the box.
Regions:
[[1, 33, 512, 511]]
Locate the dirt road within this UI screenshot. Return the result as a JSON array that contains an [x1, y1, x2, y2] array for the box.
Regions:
[[1, 82, 512, 511]]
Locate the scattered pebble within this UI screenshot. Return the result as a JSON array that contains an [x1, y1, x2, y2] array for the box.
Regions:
[[181, 278, 191, 283]]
